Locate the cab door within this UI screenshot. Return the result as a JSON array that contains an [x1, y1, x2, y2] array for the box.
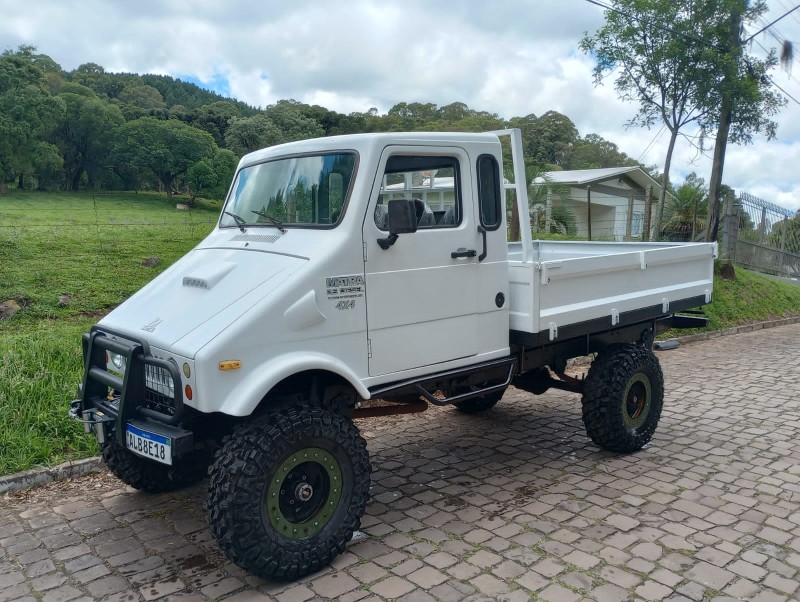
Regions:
[[363, 147, 480, 377]]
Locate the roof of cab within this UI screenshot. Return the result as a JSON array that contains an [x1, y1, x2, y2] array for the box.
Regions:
[[238, 131, 502, 167]]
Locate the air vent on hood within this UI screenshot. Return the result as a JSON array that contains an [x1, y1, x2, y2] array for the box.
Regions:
[[231, 233, 281, 244]]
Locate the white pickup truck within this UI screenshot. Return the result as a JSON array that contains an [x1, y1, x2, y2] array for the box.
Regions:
[[71, 129, 715, 580]]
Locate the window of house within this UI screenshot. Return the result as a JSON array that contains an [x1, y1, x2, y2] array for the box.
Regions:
[[375, 155, 461, 230], [632, 211, 645, 238]]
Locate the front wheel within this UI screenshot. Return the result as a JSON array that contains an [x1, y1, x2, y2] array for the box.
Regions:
[[581, 344, 664, 453], [207, 407, 371, 581]]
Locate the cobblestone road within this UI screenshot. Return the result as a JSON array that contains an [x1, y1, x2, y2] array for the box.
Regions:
[[3, 324, 800, 602]]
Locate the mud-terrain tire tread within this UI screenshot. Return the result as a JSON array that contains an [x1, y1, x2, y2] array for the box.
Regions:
[[207, 406, 371, 581], [101, 440, 207, 492], [581, 343, 664, 453]]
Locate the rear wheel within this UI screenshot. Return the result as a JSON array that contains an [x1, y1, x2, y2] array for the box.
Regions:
[[207, 407, 371, 581], [453, 387, 506, 414], [581, 344, 664, 452]]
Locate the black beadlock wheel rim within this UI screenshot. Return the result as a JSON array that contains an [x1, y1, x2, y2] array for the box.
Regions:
[[265, 447, 343, 540], [622, 373, 652, 429]]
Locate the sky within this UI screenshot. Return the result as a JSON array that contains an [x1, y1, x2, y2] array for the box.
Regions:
[[2, 0, 800, 211]]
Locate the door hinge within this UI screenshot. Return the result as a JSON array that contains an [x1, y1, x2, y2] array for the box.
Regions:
[[367, 338, 372, 359], [362, 241, 368, 262]]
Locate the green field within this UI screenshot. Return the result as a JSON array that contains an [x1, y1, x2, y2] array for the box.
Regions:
[[1, 192, 799, 475], [1, 192, 218, 474]]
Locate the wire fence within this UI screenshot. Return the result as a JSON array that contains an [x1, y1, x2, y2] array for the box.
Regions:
[[733, 192, 800, 277]]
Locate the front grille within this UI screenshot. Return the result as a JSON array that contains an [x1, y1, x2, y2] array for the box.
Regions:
[[144, 364, 176, 416]]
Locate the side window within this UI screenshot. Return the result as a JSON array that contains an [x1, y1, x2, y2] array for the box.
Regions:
[[477, 154, 502, 230], [375, 155, 461, 230]]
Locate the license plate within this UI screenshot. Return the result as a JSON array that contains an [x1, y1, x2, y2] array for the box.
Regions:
[[125, 424, 172, 465]]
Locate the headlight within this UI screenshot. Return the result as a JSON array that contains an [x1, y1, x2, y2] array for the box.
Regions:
[[108, 352, 127, 373]]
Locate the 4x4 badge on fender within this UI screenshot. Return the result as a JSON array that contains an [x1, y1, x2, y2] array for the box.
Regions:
[[142, 318, 163, 332]]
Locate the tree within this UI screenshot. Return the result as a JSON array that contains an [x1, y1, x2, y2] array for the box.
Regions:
[[570, 133, 639, 169], [112, 117, 215, 201], [118, 84, 166, 110], [55, 84, 124, 189], [529, 168, 576, 236], [583, 1, 784, 242], [225, 114, 283, 156], [225, 104, 324, 157], [183, 148, 238, 205], [660, 172, 708, 240], [704, 1, 785, 241], [189, 101, 241, 145], [582, 1, 725, 239], [0, 50, 65, 192]]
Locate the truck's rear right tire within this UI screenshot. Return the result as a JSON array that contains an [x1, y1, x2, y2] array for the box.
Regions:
[[207, 407, 371, 581], [581, 344, 664, 453]]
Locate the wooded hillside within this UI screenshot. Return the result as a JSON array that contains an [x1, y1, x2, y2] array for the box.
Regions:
[[1, 45, 641, 201]]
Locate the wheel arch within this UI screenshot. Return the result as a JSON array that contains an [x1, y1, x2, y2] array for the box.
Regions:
[[215, 352, 370, 417]]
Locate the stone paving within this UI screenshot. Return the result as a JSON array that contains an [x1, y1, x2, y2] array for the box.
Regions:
[[3, 324, 800, 601]]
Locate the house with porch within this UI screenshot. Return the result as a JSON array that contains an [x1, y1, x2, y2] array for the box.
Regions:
[[535, 166, 666, 241]]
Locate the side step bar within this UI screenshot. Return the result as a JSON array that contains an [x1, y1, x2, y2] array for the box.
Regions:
[[368, 357, 518, 406], [414, 361, 516, 406]]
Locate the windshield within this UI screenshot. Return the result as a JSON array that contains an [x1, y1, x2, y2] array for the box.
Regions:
[[220, 152, 357, 228]]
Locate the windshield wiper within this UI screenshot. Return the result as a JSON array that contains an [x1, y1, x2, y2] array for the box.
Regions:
[[251, 210, 286, 233], [223, 210, 247, 233]]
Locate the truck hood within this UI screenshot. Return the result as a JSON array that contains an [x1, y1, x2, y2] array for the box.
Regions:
[[98, 248, 306, 354]]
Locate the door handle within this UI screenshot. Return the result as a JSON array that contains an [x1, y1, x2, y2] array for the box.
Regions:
[[451, 248, 477, 259]]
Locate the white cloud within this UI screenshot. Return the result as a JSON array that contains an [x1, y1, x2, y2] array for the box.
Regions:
[[2, 0, 800, 209]]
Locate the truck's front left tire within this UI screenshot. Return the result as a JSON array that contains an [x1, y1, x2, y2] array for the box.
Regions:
[[580, 344, 664, 453], [207, 407, 371, 581]]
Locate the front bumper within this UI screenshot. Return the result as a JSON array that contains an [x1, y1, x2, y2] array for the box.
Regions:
[[71, 326, 194, 457]]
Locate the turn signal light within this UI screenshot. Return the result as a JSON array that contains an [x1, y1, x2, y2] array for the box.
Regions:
[[184, 385, 193, 400], [219, 360, 241, 371]]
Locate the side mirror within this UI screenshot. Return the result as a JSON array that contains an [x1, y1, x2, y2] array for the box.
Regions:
[[387, 199, 419, 235], [378, 199, 418, 249]]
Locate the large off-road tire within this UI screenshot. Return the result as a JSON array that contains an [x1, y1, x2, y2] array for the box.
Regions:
[[101, 440, 208, 493], [207, 407, 371, 581], [453, 388, 506, 414], [581, 344, 664, 453]]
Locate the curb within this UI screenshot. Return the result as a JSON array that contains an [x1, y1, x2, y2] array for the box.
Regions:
[[2, 316, 799, 494], [673, 315, 800, 345], [0, 456, 103, 495]]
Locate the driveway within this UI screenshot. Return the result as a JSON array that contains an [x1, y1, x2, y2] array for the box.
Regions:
[[2, 324, 800, 602]]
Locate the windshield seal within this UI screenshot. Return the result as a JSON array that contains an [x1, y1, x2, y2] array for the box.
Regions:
[[219, 150, 359, 231]]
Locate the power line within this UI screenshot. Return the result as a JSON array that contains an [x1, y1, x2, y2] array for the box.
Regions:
[[637, 124, 667, 162], [767, 74, 800, 105], [775, 0, 800, 27], [745, 4, 800, 43]]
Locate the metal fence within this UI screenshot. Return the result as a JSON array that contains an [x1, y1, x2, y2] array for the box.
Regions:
[[731, 192, 800, 277]]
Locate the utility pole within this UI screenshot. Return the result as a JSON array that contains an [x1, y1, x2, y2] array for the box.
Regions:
[[706, 2, 744, 242]]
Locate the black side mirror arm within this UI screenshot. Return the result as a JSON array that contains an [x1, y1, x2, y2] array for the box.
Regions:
[[377, 233, 399, 250]]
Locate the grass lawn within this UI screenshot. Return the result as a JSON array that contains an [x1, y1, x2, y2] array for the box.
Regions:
[[1, 191, 799, 475], [1, 191, 218, 475]]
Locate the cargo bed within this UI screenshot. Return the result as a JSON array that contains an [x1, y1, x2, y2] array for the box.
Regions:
[[508, 240, 716, 343]]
